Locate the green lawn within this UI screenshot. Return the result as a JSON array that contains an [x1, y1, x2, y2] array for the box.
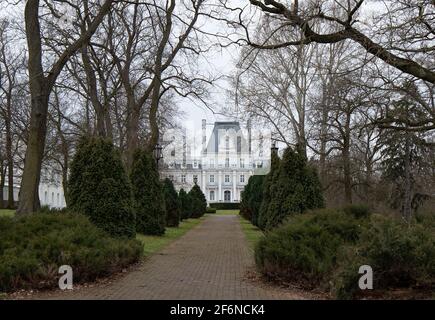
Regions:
[[215, 209, 239, 215], [136, 217, 204, 257], [239, 216, 264, 250], [0, 209, 15, 218]]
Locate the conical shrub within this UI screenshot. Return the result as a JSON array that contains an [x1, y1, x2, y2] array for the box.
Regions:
[[163, 178, 180, 227], [130, 149, 166, 235], [68, 136, 135, 238], [178, 188, 191, 220], [188, 184, 207, 218]]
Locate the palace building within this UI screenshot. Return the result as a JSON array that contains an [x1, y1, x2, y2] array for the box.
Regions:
[[160, 120, 271, 204]]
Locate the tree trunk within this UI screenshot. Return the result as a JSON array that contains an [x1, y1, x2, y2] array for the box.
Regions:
[[403, 130, 412, 221], [16, 92, 50, 215], [125, 102, 140, 171], [0, 161, 5, 209], [16, 0, 48, 216], [5, 112, 14, 209], [17, 0, 114, 215], [342, 113, 352, 204], [81, 45, 108, 137]]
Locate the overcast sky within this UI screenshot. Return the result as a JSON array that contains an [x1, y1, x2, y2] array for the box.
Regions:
[[0, 0, 386, 156]]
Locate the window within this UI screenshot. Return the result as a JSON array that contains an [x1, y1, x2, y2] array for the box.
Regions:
[[57, 193, 60, 206], [181, 175, 186, 183], [225, 135, 229, 150], [240, 158, 244, 168], [225, 175, 230, 183], [210, 190, 215, 201], [169, 175, 174, 181], [44, 191, 48, 203], [240, 175, 245, 183], [225, 158, 229, 168], [171, 149, 175, 157], [209, 159, 214, 168], [237, 136, 241, 153], [193, 160, 198, 168], [209, 175, 215, 183], [52, 192, 54, 204], [224, 190, 231, 202], [193, 175, 198, 184]]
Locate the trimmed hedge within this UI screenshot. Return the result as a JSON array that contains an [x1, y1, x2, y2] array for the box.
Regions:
[[0, 213, 142, 292], [208, 202, 240, 210], [206, 207, 217, 214], [163, 178, 180, 227], [67, 137, 135, 238]]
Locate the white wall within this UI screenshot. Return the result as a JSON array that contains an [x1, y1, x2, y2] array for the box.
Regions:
[[3, 183, 66, 209]]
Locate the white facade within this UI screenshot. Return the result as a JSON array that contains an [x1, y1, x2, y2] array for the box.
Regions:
[[160, 121, 271, 204], [3, 182, 66, 209]]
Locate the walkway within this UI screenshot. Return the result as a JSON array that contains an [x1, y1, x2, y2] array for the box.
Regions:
[[32, 215, 313, 300]]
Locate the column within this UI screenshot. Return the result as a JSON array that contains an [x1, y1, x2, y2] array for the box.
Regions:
[[232, 170, 236, 202], [218, 170, 222, 201]]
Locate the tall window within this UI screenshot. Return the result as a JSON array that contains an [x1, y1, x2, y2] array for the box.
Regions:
[[210, 190, 215, 201], [237, 136, 241, 153], [193, 175, 198, 183], [240, 158, 244, 168], [225, 158, 229, 168], [225, 175, 230, 183], [224, 190, 231, 201], [209, 175, 215, 183], [240, 175, 245, 183], [181, 175, 186, 183]]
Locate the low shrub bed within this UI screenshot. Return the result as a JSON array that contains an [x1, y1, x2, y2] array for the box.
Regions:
[[255, 209, 363, 288], [206, 207, 216, 214], [208, 202, 240, 210], [0, 213, 143, 292], [333, 215, 435, 299], [255, 207, 435, 299]]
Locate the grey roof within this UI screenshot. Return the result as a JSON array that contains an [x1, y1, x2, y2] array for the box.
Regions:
[[204, 121, 248, 154]]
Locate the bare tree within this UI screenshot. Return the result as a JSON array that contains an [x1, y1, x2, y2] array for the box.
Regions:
[[247, 0, 435, 85], [234, 17, 320, 156], [0, 18, 26, 208], [17, 0, 115, 215]]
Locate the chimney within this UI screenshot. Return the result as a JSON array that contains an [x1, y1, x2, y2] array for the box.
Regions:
[[202, 119, 207, 154]]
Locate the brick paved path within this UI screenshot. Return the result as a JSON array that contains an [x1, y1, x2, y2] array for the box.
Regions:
[[32, 215, 312, 300]]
